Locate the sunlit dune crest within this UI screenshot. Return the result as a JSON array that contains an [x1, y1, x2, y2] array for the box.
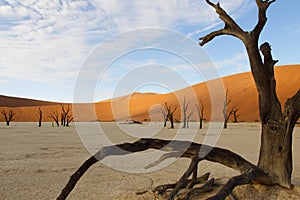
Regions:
[[0, 65, 299, 123]]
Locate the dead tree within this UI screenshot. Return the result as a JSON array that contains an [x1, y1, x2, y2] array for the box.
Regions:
[[57, 1, 300, 199], [223, 89, 233, 129], [37, 107, 42, 127], [1, 110, 15, 126], [66, 114, 74, 127], [182, 96, 189, 128], [61, 104, 73, 127], [49, 111, 59, 127], [61, 104, 66, 126], [196, 100, 205, 129], [186, 111, 194, 128], [164, 102, 177, 129], [161, 107, 168, 127], [231, 107, 240, 123], [199, 0, 300, 188]]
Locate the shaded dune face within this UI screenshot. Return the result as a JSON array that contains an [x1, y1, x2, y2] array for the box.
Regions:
[[0, 65, 299, 122]]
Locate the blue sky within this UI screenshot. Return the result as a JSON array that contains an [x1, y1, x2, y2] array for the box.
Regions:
[[0, 0, 299, 102]]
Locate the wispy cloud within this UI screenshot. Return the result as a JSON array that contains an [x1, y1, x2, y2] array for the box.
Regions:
[[214, 52, 249, 76], [0, 0, 253, 100]]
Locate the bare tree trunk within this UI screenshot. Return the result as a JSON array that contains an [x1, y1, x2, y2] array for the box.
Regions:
[[258, 91, 300, 187], [199, 0, 300, 188], [161, 108, 168, 127], [199, 119, 203, 129], [37, 107, 42, 127], [164, 102, 177, 129], [169, 114, 175, 129], [182, 96, 189, 128], [222, 89, 233, 129], [196, 100, 205, 129], [232, 107, 240, 123]]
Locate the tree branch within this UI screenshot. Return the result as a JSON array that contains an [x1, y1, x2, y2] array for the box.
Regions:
[[57, 138, 268, 200], [207, 167, 266, 200], [253, 0, 276, 36], [260, 42, 279, 72], [199, 29, 236, 46], [200, 0, 246, 46], [257, 42, 281, 121], [284, 89, 300, 126]]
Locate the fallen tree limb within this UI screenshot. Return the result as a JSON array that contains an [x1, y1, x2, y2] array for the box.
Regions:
[[57, 138, 268, 200]]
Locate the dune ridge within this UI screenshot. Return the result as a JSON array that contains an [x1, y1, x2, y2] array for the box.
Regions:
[[0, 65, 299, 123]]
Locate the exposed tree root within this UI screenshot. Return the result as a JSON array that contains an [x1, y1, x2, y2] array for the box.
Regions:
[[152, 172, 210, 196], [56, 138, 268, 200]]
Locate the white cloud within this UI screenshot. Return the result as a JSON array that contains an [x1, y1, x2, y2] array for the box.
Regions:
[[0, 0, 253, 99], [214, 52, 249, 76]]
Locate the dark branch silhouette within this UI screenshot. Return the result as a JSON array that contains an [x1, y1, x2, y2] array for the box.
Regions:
[[37, 107, 43, 127], [164, 102, 177, 129], [49, 110, 59, 127], [222, 89, 233, 129], [1, 110, 16, 126], [196, 100, 205, 129]]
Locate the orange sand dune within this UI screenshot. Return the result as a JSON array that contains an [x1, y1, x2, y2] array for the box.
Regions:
[[0, 65, 299, 123]]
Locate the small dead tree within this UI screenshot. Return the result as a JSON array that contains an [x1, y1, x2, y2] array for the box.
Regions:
[[164, 102, 177, 129], [161, 107, 168, 127], [186, 111, 194, 128], [37, 107, 43, 127], [66, 114, 74, 127], [61, 104, 73, 127], [196, 100, 205, 129], [231, 106, 240, 123], [182, 96, 189, 128], [223, 89, 233, 129], [1, 110, 15, 126], [49, 111, 59, 127]]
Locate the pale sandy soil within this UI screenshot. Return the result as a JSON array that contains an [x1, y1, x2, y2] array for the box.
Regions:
[[0, 122, 300, 200]]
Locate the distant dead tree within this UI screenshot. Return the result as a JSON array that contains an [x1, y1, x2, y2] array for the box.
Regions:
[[61, 104, 73, 127], [66, 113, 74, 127], [1, 110, 15, 126], [182, 96, 191, 128], [196, 100, 205, 129], [186, 110, 194, 128], [37, 107, 43, 127], [160, 107, 168, 127], [231, 106, 241, 123], [223, 89, 233, 129], [49, 111, 60, 127], [164, 102, 177, 129]]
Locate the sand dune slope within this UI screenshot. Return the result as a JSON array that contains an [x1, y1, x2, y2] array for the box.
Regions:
[[0, 65, 299, 122]]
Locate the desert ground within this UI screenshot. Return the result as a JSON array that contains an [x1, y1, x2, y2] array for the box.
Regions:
[[1, 122, 300, 200]]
